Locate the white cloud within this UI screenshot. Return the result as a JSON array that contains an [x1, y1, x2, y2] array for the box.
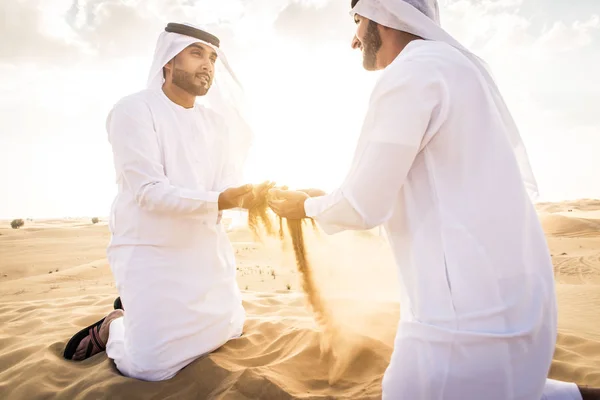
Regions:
[[443, 0, 599, 57], [442, 0, 530, 50], [536, 14, 600, 52], [0, 0, 84, 63]]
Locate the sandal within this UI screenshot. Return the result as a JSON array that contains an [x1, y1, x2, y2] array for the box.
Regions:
[[113, 296, 123, 311], [63, 318, 106, 360]]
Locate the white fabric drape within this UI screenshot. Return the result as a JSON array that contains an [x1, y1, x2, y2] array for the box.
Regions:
[[304, 33, 580, 399], [351, 0, 539, 200], [103, 25, 250, 380], [146, 23, 253, 185]]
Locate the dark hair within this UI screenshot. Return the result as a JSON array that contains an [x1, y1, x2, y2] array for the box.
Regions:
[[351, 0, 359, 8]]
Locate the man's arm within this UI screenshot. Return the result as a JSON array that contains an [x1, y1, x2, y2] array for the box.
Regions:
[[304, 145, 420, 234], [298, 188, 327, 198], [217, 146, 243, 193], [213, 114, 245, 192], [303, 63, 447, 234], [107, 97, 225, 220]]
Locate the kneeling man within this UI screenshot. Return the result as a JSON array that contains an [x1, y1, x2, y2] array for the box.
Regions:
[[63, 22, 268, 382]]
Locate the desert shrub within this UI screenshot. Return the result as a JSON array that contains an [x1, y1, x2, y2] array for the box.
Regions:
[[91, 217, 99, 224], [11, 219, 24, 229]]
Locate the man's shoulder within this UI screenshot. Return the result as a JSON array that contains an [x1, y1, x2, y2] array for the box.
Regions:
[[373, 42, 448, 94], [403, 40, 467, 62], [111, 89, 158, 113], [105, 90, 159, 133], [376, 40, 476, 91], [398, 40, 478, 77]]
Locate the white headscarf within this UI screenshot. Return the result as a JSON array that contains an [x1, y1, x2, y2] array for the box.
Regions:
[[147, 22, 253, 184], [351, 0, 539, 200]]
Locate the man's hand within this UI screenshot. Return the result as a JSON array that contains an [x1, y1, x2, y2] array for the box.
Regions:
[[219, 184, 252, 210], [297, 188, 326, 198], [267, 189, 310, 219], [219, 181, 275, 211]]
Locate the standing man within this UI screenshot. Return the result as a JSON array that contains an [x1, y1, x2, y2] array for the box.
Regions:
[[63, 22, 270, 382], [269, 1, 598, 399]]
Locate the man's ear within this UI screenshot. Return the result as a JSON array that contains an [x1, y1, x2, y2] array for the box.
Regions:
[[163, 59, 174, 79]]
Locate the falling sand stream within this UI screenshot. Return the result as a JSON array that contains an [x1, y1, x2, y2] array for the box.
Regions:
[[247, 191, 361, 384]]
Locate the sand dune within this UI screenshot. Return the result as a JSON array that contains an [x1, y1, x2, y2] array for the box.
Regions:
[[539, 214, 600, 237], [0, 293, 394, 399], [1, 201, 600, 399], [536, 199, 600, 214]]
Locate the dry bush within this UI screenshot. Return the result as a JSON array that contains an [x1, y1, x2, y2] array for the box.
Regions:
[[11, 219, 24, 229], [91, 217, 99, 224]]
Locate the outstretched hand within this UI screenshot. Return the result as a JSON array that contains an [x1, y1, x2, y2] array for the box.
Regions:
[[297, 188, 327, 198], [219, 181, 275, 210], [267, 189, 310, 220]]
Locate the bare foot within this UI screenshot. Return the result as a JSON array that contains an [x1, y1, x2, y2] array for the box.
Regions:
[[579, 386, 600, 400], [72, 309, 123, 361]]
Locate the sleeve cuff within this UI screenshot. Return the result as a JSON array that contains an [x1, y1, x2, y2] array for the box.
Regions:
[[304, 190, 344, 218], [303, 191, 353, 236], [205, 190, 221, 204], [304, 197, 320, 218], [201, 191, 221, 224]]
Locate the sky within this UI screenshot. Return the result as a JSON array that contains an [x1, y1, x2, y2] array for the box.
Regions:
[[0, 0, 599, 219]]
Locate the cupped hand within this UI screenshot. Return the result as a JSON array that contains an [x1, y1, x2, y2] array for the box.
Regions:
[[297, 188, 326, 198], [267, 189, 310, 219], [219, 181, 276, 211]]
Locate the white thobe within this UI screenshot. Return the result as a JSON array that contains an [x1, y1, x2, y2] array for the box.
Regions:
[[104, 88, 245, 381], [305, 40, 581, 400]]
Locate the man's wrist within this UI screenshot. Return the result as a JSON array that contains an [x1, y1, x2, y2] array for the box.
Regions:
[[303, 196, 318, 218], [299, 197, 308, 218], [218, 192, 230, 211]]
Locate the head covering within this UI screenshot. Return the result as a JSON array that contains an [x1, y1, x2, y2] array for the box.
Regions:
[[351, 0, 539, 200], [147, 22, 253, 184]]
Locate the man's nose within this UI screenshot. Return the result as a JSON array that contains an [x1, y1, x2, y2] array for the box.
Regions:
[[351, 35, 360, 50], [201, 62, 213, 74]]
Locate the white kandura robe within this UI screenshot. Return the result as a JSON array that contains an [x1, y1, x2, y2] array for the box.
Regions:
[[305, 40, 581, 400], [104, 88, 245, 381]]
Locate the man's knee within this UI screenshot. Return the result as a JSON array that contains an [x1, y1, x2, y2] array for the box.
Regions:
[[111, 345, 182, 382], [115, 360, 178, 382]]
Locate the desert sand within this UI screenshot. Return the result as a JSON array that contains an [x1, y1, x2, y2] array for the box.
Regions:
[[1, 200, 599, 399]]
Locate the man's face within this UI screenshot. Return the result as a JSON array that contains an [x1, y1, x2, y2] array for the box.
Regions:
[[351, 15, 382, 71], [166, 42, 217, 96]]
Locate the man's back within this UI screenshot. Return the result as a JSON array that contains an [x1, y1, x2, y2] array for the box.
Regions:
[[377, 39, 558, 398], [382, 39, 555, 327]]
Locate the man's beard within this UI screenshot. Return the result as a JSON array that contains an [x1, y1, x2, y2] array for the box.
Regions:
[[362, 20, 382, 71], [172, 68, 212, 96]]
